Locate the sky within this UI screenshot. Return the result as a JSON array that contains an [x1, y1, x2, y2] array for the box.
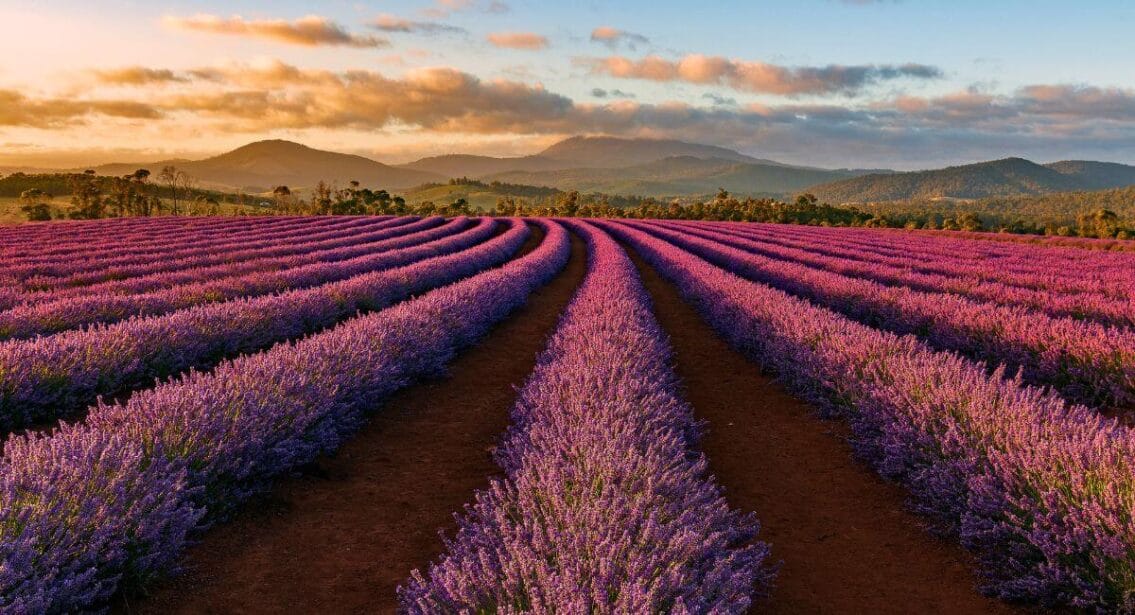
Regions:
[[1, 0, 1134, 170]]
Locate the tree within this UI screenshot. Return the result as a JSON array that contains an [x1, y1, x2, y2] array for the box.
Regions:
[[68, 173, 105, 219], [272, 185, 292, 212], [19, 189, 52, 221], [158, 165, 194, 215]]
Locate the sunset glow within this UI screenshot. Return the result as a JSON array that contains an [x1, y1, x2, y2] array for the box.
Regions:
[[1, 0, 1133, 169]]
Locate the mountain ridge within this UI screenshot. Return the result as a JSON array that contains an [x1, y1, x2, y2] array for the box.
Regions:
[[806, 157, 1135, 203]]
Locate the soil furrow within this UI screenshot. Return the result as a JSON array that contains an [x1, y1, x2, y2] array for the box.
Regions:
[[627, 245, 1017, 615], [114, 226, 587, 614]]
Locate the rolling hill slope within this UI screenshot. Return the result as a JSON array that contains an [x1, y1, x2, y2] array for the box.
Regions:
[[807, 158, 1103, 203], [95, 140, 443, 192], [482, 156, 857, 197]]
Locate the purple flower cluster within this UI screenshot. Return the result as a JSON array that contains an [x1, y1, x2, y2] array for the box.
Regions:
[[0, 219, 571, 613], [627, 221, 1135, 410], [401, 221, 773, 613], [10, 215, 414, 300], [1, 216, 350, 280], [713, 220, 1135, 299], [0, 217, 455, 338], [603, 220, 1135, 611], [669, 221, 1135, 327], [0, 218, 509, 430]]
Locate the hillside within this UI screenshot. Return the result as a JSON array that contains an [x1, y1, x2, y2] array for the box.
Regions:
[[1045, 160, 1135, 190], [95, 140, 443, 192], [400, 180, 560, 212], [398, 153, 564, 178], [535, 135, 779, 167], [810, 157, 1135, 203], [397, 135, 779, 179], [483, 156, 856, 197]]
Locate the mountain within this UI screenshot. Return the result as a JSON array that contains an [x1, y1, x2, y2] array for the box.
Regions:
[[534, 135, 783, 168], [398, 136, 826, 178], [398, 153, 564, 178], [807, 157, 1105, 203], [483, 156, 859, 197], [1044, 160, 1135, 191], [95, 140, 443, 192]]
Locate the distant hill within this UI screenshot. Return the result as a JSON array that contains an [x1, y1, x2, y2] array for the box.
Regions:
[[1044, 160, 1135, 190], [398, 153, 564, 178], [481, 156, 857, 197], [535, 135, 783, 168], [95, 140, 443, 192], [398, 135, 785, 178], [809, 157, 1135, 203]]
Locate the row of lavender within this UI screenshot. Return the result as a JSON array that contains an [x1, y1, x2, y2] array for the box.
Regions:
[[0, 215, 340, 260], [0, 218, 510, 431], [631, 221, 1135, 411], [679, 221, 1135, 326], [605, 220, 1135, 611], [0, 220, 571, 613], [0, 217, 465, 338], [705, 219, 1135, 297], [0, 217, 406, 312], [402, 221, 772, 612], [7, 216, 412, 294]]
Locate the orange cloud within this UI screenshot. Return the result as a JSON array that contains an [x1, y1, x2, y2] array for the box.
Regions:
[[162, 14, 388, 48], [590, 26, 649, 49], [487, 31, 548, 50], [92, 67, 188, 86], [0, 89, 161, 128], [584, 54, 942, 96]]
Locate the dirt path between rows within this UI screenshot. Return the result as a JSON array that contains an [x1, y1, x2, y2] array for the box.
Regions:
[[628, 249, 1019, 615], [115, 226, 587, 615]]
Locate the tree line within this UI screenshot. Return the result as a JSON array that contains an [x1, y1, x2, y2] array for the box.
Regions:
[[5, 169, 1131, 240]]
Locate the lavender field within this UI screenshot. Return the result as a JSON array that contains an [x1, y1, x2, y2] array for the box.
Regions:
[[1, 215, 1133, 613]]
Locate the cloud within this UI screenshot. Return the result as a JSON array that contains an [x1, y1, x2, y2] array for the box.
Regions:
[[583, 54, 942, 96], [16, 59, 1135, 168], [0, 89, 161, 128], [92, 67, 189, 85], [369, 14, 466, 35], [590, 26, 650, 50], [162, 14, 388, 48], [703, 92, 738, 106], [592, 88, 636, 99], [487, 31, 549, 50], [131, 62, 574, 134]]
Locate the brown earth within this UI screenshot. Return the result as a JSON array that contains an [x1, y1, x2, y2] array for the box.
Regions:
[[113, 226, 587, 614], [628, 248, 1021, 615]]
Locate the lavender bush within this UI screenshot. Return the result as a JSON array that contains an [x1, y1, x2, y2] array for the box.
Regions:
[[0, 218, 505, 430], [0, 219, 571, 612], [401, 220, 773, 613], [628, 220, 1135, 410], [604, 220, 1135, 611]]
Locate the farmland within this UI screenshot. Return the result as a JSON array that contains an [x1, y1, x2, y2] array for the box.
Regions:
[[1, 215, 1134, 613]]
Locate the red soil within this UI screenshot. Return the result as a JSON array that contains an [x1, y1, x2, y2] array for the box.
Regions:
[[629, 250, 1019, 615], [114, 228, 587, 614]]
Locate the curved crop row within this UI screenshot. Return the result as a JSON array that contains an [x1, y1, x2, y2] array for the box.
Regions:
[[915, 227, 1135, 253], [630, 220, 1135, 410], [0, 220, 571, 614], [667, 222, 1135, 328], [0, 219, 507, 430], [402, 221, 772, 613], [0, 215, 320, 264], [696, 220, 1133, 302], [11, 217, 437, 303], [707, 221, 1134, 298], [0, 217, 468, 339], [6, 216, 404, 288], [604, 220, 1135, 612]]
